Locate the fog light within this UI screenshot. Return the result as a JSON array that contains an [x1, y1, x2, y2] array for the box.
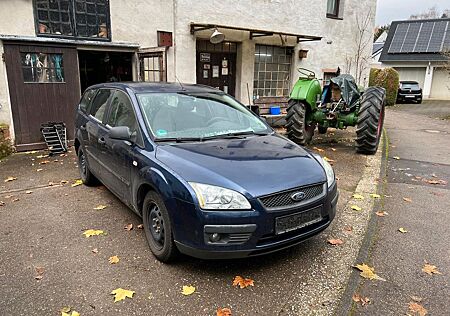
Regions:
[[210, 233, 221, 242]]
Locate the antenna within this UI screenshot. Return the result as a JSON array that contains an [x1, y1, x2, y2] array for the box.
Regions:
[[175, 75, 186, 91]]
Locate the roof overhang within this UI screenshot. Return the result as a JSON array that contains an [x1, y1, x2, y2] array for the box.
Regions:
[[190, 23, 322, 43]]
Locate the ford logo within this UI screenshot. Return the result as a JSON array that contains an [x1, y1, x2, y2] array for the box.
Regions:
[[291, 191, 306, 202]]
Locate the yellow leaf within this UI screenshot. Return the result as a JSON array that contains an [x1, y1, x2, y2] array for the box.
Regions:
[[109, 255, 120, 264], [181, 285, 196, 296], [352, 194, 365, 200], [93, 205, 107, 210], [61, 307, 71, 313], [4, 176, 17, 182], [60, 307, 80, 316], [111, 288, 135, 302], [323, 156, 335, 162], [71, 179, 83, 187], [351, 205, 362, 211], [393, 156, 400, 160], [313, 147, 325, 152], [398, 227, 408, 233], [422, 263, 441, 275], [369, 193, 381, 198], [83, 229, 105, 238], [354, 263, 386, 281], [409, 302, 427, 316]]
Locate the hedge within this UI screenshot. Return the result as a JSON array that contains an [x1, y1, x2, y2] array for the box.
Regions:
[[369, 68, 399, 106]]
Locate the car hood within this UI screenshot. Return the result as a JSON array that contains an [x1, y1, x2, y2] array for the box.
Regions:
[[155, 134, 326, 198]]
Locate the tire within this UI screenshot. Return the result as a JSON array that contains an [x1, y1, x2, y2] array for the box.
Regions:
[[142, 191, 178, 262], [318, 125, 328, 134], [417, 99, 422, 104], [286, 99, 315, 145], [355, 87, 386, 154], [77, 147, 98, 186]]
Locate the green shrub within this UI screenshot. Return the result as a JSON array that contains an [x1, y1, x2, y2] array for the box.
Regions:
[[368, 68, 399, 106], [0, 126, 14, 160]]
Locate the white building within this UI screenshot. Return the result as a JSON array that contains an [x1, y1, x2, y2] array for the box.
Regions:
[[0, 0, 377, 150]]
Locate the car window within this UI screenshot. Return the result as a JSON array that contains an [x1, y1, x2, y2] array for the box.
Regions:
[[107, 90, 137, 132], [79, 89, 96, 113], [90, 89, 112, 122], [401, 83, 419, 89]]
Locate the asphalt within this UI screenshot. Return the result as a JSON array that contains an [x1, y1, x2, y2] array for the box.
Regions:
[[351, 101, 450, 316], [0, 127, 378, 316]]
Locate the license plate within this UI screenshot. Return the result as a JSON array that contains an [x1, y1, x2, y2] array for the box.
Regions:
[[405, 95, 415, 98], [275, 206, 323, 235]]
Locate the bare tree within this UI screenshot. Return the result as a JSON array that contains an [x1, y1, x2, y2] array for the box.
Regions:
[[409, 6, 449, 20], [440, 50, 450, 91]]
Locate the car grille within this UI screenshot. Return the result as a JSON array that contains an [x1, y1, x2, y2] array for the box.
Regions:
[[259, 183, 325, 210]]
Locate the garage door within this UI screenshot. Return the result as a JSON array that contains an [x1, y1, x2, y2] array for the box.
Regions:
[[430, 68, 450, 99], [394, 67, 426, 89]]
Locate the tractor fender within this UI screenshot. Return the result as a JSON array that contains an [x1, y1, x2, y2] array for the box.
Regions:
[[289, 78, 322, 111]]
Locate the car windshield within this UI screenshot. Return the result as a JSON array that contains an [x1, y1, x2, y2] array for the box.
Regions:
[[136, 92, 271, 140], [401, 83, 419, 89]]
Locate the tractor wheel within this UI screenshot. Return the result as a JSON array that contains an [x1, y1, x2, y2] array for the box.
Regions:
[[355, 87, 386, 154], [318, 126, 328, 134], [286, 100, 315, 145]]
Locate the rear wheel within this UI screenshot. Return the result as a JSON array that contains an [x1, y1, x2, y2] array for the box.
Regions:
[[286, 99, 315, 145], [142, 191, 178, 262], [78, 147, 97, 186], [355, 87, 386, 154]]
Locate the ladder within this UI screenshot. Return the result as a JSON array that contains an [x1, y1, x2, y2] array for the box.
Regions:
[[40, 122, 67, 154]]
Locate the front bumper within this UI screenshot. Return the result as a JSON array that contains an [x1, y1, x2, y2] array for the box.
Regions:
[[173, 183, 339, 259]]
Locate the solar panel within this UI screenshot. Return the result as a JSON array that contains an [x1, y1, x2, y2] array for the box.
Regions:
[[401, 23, 421, 52], [388, 23, 408, 53], [444, 23, 450, 50], [427, 21, 447, 52], [414, 22, 434, 52]]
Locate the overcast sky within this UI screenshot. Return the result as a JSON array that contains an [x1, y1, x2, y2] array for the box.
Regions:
[[376, 0, 449, 25]]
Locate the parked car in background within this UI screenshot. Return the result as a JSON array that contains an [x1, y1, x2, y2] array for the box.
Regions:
[[397, 81, 422, 104], [74, 82, 338, 262]]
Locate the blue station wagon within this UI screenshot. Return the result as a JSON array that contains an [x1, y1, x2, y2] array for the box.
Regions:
[[74, 82, 338, 262]]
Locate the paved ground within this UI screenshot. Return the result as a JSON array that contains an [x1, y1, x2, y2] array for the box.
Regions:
[[0, 127, 380, 316], [351, 101, 450, 315]]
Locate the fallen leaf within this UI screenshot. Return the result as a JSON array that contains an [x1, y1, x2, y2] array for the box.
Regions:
[[424, 179, 447, 185], [393, 156, 400, 160], [124, 223, 133, 231], [411, 296, 422, 302], [91, 248, 99, 254], [60, 180, 69, 185], [328, 238, 344, 245], [109, 255, 120, 264], [313, 147, 325, 152], [111, 288, 135, 302], [343, 225, 353, 233], [35, 266, 44, 280], [83, 229, 105, 238], [354, 263, 386, 281], [375, 211, 388, 217], [26, 190, 33, 194], [0, 201, 4, 206], [408, 301, 427, 316], [71, 179, 83, 187], [61, 306, 80, 316], [422, 263, 441, 275], [39, 160, 50, 165], [398, 227, 408, 233], [351, 205, 362, 211], [232, 276, 254, 289], [36, 154, 48, 158], [217, 307, 232, 316], [48, 181, 55, 186], [36, 168, 43, 172], [323, 156, 335, 163], [93, 205, 107, 210], [4, 195, 13, 199], [181, 285, 196, 295], [403, 197, 412, 203], [4, 176, 17, 182], [352, 293, 371, 306], [12, 198, 20, 202], [331, 148, 337, 152], [369, 193, 381, 198], [352, 194, 365, 200], [137, 224, 144, 229]]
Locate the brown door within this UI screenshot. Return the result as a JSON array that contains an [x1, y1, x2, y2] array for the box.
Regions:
[[196, 41, 237, 96], [3, 43, 81, 151]]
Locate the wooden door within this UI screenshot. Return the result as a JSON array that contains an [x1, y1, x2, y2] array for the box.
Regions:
[[196, 51, 236, 96], [3, 43, 81, 151]]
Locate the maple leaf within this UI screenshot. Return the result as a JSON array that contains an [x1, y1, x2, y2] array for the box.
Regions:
[[422, 263, 441, 275], [217, 307, 232, 316], [109, 255, 120, 264], [111, 288, 135, 302], [71, 179, 83, 187], [4, 176, 17, 182], [352, 194, 365, 200], [354, 264, 386, 281], [398, 228, 408, 233], [351, 205, 362, 211], [403, 197, 412, 202], [124, 223, 133, 231], [408, 302, 427, 316], [83, 229, 105, 238], [181, 285, 196, 295], [369, 193, 381, 198], [232, 276, 254, 289], [328, 238, 344, 245], [375, 211, 388, 217], [93, 205, 107, 210]]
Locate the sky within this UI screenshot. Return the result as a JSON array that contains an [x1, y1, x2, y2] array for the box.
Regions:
[[376, 0, 449, 26]]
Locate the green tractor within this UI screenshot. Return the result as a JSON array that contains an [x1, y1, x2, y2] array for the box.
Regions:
[[286, 68, 386, 154]]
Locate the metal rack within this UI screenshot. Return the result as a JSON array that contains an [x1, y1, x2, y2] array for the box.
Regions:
[[40, 122, 67, 154]]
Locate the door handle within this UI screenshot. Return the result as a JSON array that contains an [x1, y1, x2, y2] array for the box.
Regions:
[[98, 137, 106, 145]]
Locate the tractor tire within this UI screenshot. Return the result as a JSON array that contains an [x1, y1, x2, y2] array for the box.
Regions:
[[318, 126, 328, 134], [286, 100, 315, 145], [355, 87, 386, 154]]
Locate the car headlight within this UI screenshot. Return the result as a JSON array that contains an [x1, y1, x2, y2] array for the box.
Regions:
[[188, 182, 252, 210], [313, 154, 335, 188]]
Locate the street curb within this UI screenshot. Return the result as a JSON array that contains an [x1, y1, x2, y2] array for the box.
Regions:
[[334, 129, 389, 316]]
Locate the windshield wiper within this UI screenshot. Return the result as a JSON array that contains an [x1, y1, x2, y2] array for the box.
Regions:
[[154, 137, 205, 143]]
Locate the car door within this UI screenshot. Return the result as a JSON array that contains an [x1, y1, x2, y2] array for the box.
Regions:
[[76, 88, 97, 149], [85, 89, 113, 178], [103, 89, 141, 201]]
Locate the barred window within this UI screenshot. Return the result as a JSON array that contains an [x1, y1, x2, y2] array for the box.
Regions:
[[34, 0, 110, 40], [253, 45, 292, 98], [21, 53, 65, 83]]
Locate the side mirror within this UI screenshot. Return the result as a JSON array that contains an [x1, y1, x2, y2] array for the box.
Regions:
[[109, 126, 131, 141]]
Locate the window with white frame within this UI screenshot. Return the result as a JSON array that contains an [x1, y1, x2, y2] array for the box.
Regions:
[[253, 45, 292, 98], [139, 53, 166, 82]]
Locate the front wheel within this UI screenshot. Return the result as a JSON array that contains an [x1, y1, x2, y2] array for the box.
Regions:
[[355, 87, 386, 154], [142, 191, 178, 262], [78, 147, 98, 186], [286, 100, 315, 145]]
